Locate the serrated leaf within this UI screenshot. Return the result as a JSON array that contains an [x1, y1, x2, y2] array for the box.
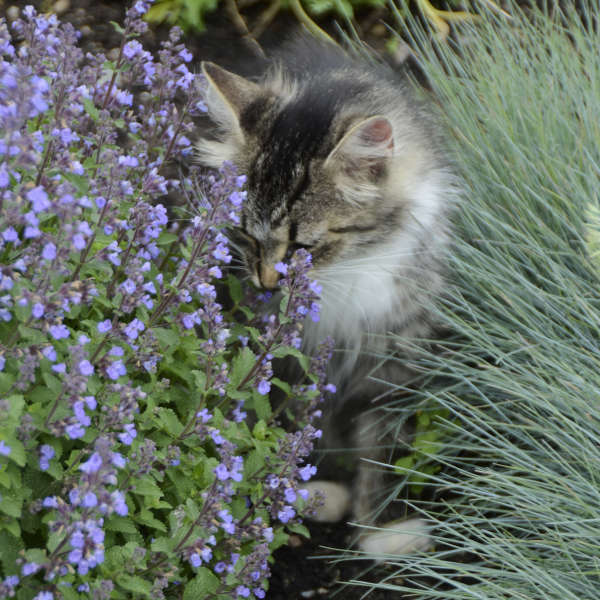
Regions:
[[0, 518, 20, 538], [270, 345, 309, 372], [18, 325, 47, 344], [270, 377, 291, 395], [251, 390, 272, 421], [155, 407, 183, 436], [132, 475, 163, 498], [136, 508, 167, 532], [227, 273, 243, 304], [116, 573, 153, 595], [287, 522, 310, 538], [105, 515, 139, 535], [183, 567, 220, 598], [229, 347, 256, 389]]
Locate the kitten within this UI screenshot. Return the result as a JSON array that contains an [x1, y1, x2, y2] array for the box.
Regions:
[[197, 37, 457, 555]]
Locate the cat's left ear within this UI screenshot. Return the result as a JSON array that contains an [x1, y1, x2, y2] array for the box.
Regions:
[[325, 116, 394, 179], [201, 61, 262, 133]]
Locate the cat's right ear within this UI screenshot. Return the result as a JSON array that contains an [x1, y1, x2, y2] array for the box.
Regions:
[[201, 62, 262, 134]]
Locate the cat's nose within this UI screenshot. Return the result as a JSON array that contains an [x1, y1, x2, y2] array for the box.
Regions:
[[259, 264, 280, 289]]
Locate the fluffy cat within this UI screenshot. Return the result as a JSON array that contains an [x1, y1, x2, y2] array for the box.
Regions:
[[197, 37, 458, 555]]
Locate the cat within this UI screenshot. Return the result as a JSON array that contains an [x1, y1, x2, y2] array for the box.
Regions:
[[196, 36, 458, 556]]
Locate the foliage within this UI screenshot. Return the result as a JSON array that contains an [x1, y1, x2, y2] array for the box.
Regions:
[[353, 2, 600, 597], [0, 3, 335, 599]]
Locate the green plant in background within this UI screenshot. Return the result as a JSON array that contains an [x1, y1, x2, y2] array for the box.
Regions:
[[145, 0, 496, 42], [349, 1, 600, 598]]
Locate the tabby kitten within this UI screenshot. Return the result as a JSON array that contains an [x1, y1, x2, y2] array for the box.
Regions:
[[197, 38, 457, 555]]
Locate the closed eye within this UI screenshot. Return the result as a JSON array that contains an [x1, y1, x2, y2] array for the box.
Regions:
[[285, 242, 314, 260]]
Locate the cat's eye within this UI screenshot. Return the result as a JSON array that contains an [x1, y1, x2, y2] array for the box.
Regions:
[[285, 242, 314, 260]]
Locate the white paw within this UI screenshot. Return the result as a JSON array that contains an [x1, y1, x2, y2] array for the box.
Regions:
[[302, 481, 351, 523], [358, 517, 432, 561]]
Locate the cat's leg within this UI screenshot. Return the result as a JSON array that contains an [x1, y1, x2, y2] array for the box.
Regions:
[[353, 409, 433, 559]]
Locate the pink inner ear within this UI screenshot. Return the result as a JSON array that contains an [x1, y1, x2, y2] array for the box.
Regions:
[[360, 118, 394, 149]]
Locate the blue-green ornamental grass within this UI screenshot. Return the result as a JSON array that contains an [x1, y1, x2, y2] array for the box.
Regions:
[[0, 3, 335, 598]]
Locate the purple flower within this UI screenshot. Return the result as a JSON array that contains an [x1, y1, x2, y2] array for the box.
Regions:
[[284, 488, 297, 503], [79, 452, 102, 474], [22, 562, 40, 576], [277, 505, 296, 523], [39, 444, 55, 470], [32, 303, 44, 318], [118, 423, 137, 445], [51, 362, 66, 373], [33, 592, 53, 600], [215, 463, 229, 481], [49, 324, 69, 340], [2, 226, 18, 242], [78, 359, 94, 376], [111, 452, 126, 468], [236, 586, 251, 598], [179, 48, 192, 62], [106, 359, 126, 380], [299, 464, 317, 481], [66, 423, 85, 439], [274, 262, 287, 275], [82, 492, 98, 508], [97, 319, 112, 333], [111, 490, 128, 516], [27, 186, 50, 213], [70, 530, 85, 549], [124, 318, 144, 340], [42, 242, 57, 261], [197, 408, 212, 423], [189, 553, 202, 568], [42, 496, 58, 508], [123, 40, 142, 59], [41, 346, 56, 362], [257, 380, 271, 395], [0, 440, 11, 456]]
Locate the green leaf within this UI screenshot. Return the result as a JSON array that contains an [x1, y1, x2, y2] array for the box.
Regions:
[[136, 508, 167, 532], [18, 324, 47, 344], [183, 567, 220, 598], [155, 407, 183, 436], [228, 347, 256, 389], [132, 475, 163, 499], [105, 516, 139, 535], [153, 326, 180, 349], [227, 273, 243, 304], [0, 488, 25, 518], [83, 97, 100, 120], [251, 389, 272, 421], [116, 573, 153, 595], [270, 345, 309, 372], [287, 522, 310, 538]]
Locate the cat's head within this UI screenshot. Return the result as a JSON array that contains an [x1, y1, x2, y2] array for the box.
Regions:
[[197, 61, 398, 290]]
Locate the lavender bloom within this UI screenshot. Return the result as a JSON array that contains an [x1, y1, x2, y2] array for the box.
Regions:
[[0, 440, 11, 456], [39, 444, 55, 471]]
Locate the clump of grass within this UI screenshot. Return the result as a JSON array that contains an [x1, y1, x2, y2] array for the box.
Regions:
[[352, 2, 600, 598]]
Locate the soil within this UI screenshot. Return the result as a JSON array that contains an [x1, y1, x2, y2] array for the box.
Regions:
[[2, 0, 413, 597]]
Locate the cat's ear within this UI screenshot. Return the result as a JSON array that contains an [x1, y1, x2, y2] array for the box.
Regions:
[[201, 61, 262, 132], [325, 116, 394, 178]]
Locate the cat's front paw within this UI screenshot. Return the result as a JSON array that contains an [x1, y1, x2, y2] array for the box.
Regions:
[[302, 480, 351, 523], [358, 517, 432, 561]]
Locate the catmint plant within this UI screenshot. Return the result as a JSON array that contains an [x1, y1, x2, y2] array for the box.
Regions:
[[0, 4, 333, 598]]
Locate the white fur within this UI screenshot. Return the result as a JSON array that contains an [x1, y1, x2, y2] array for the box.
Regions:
[[304, 167, 453, 380]]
